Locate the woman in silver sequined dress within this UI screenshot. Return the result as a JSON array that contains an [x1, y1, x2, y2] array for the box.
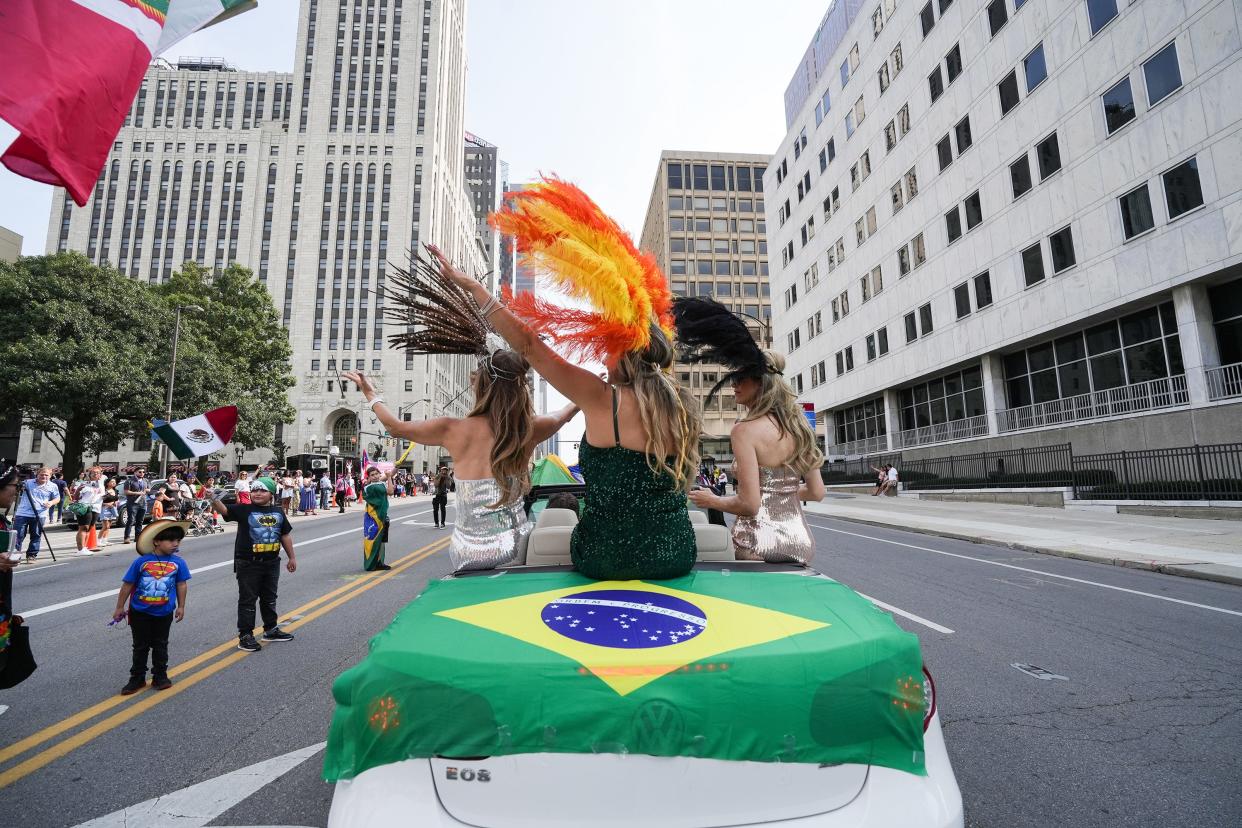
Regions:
[[342, 253, 576, 572], [676, 299, 827, 565]]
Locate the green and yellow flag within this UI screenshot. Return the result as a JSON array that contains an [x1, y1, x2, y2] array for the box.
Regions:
[[324, 571, 927, 780]]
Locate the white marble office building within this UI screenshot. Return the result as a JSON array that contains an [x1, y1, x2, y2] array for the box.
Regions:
[[26, 0, 486, 474], [767, 0, 1242, 460]]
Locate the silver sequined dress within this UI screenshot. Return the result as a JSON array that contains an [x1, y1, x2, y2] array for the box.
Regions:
[[450, 478, 532, 571], [731, 465, 814, 566]]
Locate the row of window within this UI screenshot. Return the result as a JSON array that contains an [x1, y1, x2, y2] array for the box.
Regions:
[[669, 259, 770, 277], [667, 162, 768, 193], [667, 195, 767, 214]]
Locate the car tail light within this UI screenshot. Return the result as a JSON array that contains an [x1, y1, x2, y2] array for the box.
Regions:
[[922, 665, 937, 732]]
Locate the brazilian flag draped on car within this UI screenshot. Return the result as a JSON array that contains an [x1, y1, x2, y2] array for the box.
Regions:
[[324, 570, 927, 780]]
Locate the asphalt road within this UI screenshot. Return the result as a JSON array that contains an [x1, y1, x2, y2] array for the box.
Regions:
[[1, 498, 1239, 827]]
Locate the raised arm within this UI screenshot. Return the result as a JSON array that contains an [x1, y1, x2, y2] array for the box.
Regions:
[[532, 402, 580, 444], [688, 425, 761, 518], [426, 245, 609, 411], [341, 370, 457, 446]]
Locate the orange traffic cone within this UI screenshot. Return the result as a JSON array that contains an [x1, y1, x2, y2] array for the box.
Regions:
[[86, 520, 100, 551]]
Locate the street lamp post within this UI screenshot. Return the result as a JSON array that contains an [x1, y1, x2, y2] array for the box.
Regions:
[[235, 446, 244, 474], [733, 310, 771, 347], [160, 303, 203, 479]]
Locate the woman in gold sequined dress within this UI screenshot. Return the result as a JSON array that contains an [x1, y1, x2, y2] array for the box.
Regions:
[[677, 299, 827, 565]]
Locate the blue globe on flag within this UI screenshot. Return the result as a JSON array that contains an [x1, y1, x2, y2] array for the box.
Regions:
[[541, 589, 707, 650]]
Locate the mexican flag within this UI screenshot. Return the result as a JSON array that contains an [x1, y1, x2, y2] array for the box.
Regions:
[[324, 570, 928, 781], [151, 405, 238, 460], [0, 0, 256, 206]]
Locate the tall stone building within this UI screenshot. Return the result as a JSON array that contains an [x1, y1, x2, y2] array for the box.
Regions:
[[768, 0, 1242, 460], [463, 131, 500, 288], [29, 0, 486, 474], [640, 150, 774, 458]]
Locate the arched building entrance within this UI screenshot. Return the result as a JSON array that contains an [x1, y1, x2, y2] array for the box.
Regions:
[[330, 411, 359, 458]]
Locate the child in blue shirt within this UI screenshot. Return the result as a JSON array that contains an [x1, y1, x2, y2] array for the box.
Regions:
[[112, 519, 192, 695]]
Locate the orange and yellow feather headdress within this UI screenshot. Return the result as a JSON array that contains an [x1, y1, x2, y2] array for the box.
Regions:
[[489, 177, 673, 364]]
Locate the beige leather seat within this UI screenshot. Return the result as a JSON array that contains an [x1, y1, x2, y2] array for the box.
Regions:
[[687, 510, 709, 525], [536, 508, 579, 528], [524, 526, 575, 566]]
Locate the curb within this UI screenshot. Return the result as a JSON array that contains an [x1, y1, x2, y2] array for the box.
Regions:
[[807, 512, 1242, 588]]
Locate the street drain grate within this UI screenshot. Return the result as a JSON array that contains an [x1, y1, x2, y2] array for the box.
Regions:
[[1012, 663, 1068, 681]]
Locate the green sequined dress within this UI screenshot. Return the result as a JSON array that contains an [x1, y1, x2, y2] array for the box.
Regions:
[[570, 389, 696, 580]]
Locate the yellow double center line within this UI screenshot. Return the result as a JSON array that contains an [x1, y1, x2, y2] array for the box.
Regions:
[[0, 536, 449, 789]]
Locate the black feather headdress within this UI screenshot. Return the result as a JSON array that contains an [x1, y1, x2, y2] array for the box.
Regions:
[[672, 296, 774, 402], [384, 253, 510, 372]]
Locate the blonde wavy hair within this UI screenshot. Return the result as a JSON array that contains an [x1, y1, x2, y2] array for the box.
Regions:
[[466, 349, 536, 507], [740, 350, 824, 475], [612, 325, 702, 492]]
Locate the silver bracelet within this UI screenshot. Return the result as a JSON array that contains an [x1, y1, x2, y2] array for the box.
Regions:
[[367, 397, 386, 411], [478, 295, 503, 319]]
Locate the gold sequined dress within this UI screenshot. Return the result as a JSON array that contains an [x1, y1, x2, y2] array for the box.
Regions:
[[731, 465, 814, 565]]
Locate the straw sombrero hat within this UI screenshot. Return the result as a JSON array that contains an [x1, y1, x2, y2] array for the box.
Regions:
[[136, 519, 192, 556]]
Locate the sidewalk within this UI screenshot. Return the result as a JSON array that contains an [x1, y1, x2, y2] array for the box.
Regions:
[[804, 493, 1242, 587], [21, 494, 437, 567]]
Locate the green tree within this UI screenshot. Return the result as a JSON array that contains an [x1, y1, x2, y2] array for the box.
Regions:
[[152, 263, 295, 475], [0, 254, 169, 480]]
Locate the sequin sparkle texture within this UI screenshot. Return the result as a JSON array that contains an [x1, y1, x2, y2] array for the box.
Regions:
[[449, 478, 532, 571], [730, 465, 816, 566]]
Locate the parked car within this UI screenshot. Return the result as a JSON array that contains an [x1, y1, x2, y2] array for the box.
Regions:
[[326, 484, 964, 827]]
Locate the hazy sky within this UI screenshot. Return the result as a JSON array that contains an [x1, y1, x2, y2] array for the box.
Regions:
[[0, 0, 827, 253]]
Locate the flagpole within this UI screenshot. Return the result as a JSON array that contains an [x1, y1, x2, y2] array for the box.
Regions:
[[160, 304, 202, 479]]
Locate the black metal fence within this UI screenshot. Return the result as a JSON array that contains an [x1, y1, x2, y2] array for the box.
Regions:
[[900, 445, 1074, 491], [820, 453, 902, 486], [1072, 443, 1242, 501]]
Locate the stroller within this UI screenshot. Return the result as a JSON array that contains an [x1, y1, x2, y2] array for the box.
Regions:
[[187, 498, 225, 536]]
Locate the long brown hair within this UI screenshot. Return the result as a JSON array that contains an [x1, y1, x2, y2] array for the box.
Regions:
[[466, 349, 536, 506], [741, 350, 824, 475], [612, 325, 702, 491]]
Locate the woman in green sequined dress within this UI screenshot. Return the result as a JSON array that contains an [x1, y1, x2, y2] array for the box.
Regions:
[[429, 245, 702, 581]]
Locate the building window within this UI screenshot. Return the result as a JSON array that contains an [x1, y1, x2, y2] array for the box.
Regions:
[[1103, 77, 1136, 134], [954, 116, 972, 154], [1036, 132, 1061, 179], [826, 138, 836, 161], [1119, 184, 1155, 240], [1162, 157, 1205, 220], [1049, 226, 1076, 273], [945, 44, 963, 83], [937, 135, 953, 171], [877, 327, 889, 355], [898, 245, 911, 276], [891, 43, 904, 75], [912, 233, 927, 266], [987, 0, 1008, 36], [954, 283, 972, 319], [929, 66, 945, 103], [904, 311, 918, 343], [885, 120, 898, 151], [1209, 278, 1242, 365], [998, 71, 1020, 115], [1087, 0, 1118, 36], [834, 397, 886, 446], [974, 271, 993, 309], [1003, 301, 1182, 407], [1010, 154, 1033, 199], [1022, 243, 1045, 286], [945, 206, 963, 244], [1143, 42, 1182, 107], [920, 2, 935, 37], [879, 62, 891, 94], [905, 167, 919, 199], [919, 303, 934, 335], [964, 191, 983, 230], [899, 365, 985, 430], [666, 162, 682, 189], [1024, 43, 1047, 91]]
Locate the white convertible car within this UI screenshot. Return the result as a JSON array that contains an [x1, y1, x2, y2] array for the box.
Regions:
[[327, 487, 964, 827]]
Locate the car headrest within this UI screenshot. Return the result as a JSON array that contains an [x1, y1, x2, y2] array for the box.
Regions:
[[687, 510, 709, 525], [536, 508, 579, 528]]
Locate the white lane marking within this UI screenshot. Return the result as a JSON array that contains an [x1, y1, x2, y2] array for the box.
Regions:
[[21, 522, 405, 619], [12, 562, 70, 575], [856, 592, 955, 634], [809, 522, 1242, 619], [73, 741, 325, 827]]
